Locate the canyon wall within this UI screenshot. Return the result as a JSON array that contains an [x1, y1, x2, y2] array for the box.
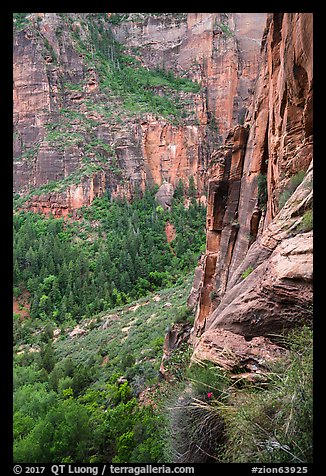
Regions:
[[189, 13, 313, 370], [13, 13, 266, 215], [112, 13, 267, 136], [13, 12, 313, 378]]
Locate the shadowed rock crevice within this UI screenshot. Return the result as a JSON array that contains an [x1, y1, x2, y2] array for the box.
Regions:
[[190, 125, 249, 336]]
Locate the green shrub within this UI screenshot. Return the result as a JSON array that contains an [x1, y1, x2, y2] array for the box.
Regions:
[[241, 266, 254, 279], [278, 170, 306, 210], [107, 13, 128, 25], [162, 342, 192, 381], [173, 305, 194, 324], [297, 208, 313, 232], [168, 384, 227, 462], [164, 360, 233, 462], [257, 173, 268, 210], [220, 326, 313, 463], [209, 290, 218, 301], [218, 22, 234, 37], [186, 360, 231, 399]]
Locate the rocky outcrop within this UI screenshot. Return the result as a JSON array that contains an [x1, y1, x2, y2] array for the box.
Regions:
[[155, 182, 174, 210], [192, 328, 287, 373], [190, 13, 313, 369], [206, 168, 313, 337], [13, 13, 266, 214], [140, 120, 208, 193], [25, 171, 108, 218], [160, 322, 192, 378]]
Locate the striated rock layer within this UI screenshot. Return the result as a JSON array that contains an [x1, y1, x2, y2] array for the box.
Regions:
[[13, 13, 266, 215], [112, 13, 267, 136], [189, 13, 313, 371]]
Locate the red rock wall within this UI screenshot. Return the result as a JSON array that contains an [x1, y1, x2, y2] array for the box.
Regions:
[[228, 13, 313, 281], [189, 125, 249, 333], [190, 13, 313, 340], [140, 119, 207, 192], [113, 13, 267, 137], [13, 13, 266, 215]]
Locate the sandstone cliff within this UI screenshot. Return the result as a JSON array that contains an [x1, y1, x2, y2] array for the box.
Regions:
[[112, 13, 267, 136], [189, 13, 313, 372], [13, 13, 266, 215]]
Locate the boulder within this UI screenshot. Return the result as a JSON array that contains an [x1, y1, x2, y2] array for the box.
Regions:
[[192, 328, 287, 372]]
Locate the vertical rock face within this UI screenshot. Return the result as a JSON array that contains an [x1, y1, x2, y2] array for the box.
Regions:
[[241, 13, 313, 230], [190, 13, 313, 358], [139, 119, 207, 192], [13, 13, 266, 215], [191, 125, 249, 331], [113, 13, 267, 136]]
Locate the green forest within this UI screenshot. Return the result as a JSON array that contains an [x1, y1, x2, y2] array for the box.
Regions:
[[14, 183, 206, 324], [13, 183, 207, 463]]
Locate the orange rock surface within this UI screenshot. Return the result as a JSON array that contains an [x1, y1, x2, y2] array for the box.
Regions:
[[190, 14, 313, 370], [13, 13, 266, 214]]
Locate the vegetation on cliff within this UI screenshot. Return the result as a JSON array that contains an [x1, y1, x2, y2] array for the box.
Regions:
[[13, 12, 204, 206], [65, 13, 201, 123], [219, 327, 313, 463]]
